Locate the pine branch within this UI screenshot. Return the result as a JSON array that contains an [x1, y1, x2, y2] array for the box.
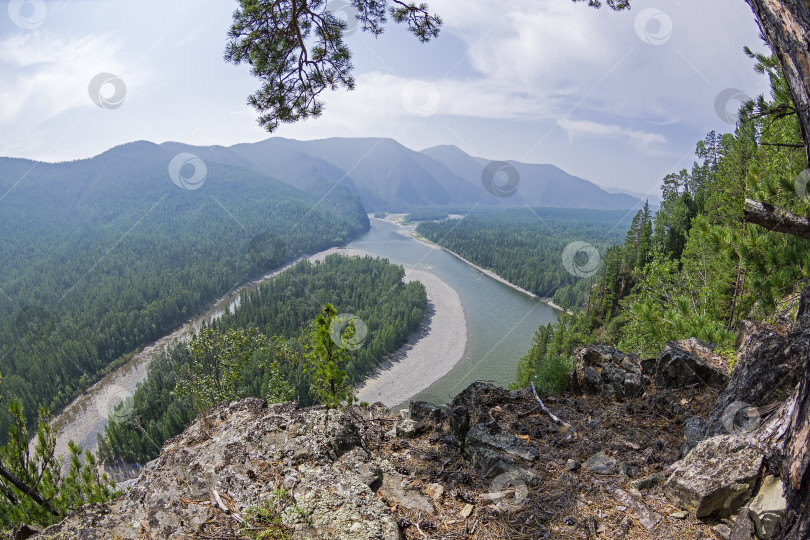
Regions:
[[0, 463, 59, 516]]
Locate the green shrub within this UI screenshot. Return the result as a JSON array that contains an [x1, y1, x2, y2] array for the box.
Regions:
[[527, 355, 573, 397]]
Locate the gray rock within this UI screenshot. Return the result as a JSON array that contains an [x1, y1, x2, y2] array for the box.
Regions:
[[713, 524, 732, 540], [704, 320, 804, 437], [462, 422, 539, 485], [620, 356, 641, 374], [449, 406, 470, 445], [748, 475, 786, 539], [566, 459, 581, 471], [583, 367, 602, 393], [624, 372, 644, 399], [664, 435, 764, 518], [640, 357, 657, 375], [631, 471, 667, 490], [730, 504, 755, 540], [378, 472, 434, 514], [571, 344, 649, 400], [11, 524, 42, 540], [582, 450, 617, 475], [395, 418, 423, 438], [669, 511, 688, 519], [654, 341, 729, 389], [604, 484, 661, 530], [682, 415, 707, 456], [684, 415, 706, 445], [35, 400, 403, 540], [409, 401, 448, 424]]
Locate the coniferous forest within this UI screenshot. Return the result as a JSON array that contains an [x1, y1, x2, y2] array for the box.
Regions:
[[96, 254, 426, 464], [510, 53, 810, 390], [416, 207, 635, 309], [0, 142, 369, 443]]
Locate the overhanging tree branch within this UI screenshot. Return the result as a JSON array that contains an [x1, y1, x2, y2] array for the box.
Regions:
[[743, 199, 810, 240]]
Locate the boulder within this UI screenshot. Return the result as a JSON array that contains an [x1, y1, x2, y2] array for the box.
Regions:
[[664, 435, 764, 518], [570, 344, 647, 400], [449, 406, 470, 445], [704, 320, 803, 438], [654, 340, 729, 389], [748, 475, 786, 539]]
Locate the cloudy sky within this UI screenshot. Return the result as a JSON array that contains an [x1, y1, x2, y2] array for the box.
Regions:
[[0, 0, 767, 196]]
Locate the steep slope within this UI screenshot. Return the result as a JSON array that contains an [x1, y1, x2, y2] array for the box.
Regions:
[[422, 144, 644, 210]]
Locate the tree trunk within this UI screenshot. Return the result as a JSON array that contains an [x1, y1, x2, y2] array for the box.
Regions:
[[741, 4, 810, 534], [745, 0, 810, 165], [770, 346, 810, 539]]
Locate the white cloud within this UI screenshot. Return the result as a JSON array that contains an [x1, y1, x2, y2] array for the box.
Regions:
[[0, 0, 770, 191], [558, 118, 667, 147], [0, 32, 130, 124]]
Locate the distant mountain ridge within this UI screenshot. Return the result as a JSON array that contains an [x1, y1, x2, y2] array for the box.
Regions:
[[156, 137, 644, 212]]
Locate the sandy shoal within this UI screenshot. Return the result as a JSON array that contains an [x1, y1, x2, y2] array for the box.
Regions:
[[310, 247, 467, 407]]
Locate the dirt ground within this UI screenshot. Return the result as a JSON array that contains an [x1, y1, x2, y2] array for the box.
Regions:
[[368, 385, 724, 540]]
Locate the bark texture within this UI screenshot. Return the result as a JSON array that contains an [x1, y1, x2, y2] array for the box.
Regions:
[[745, 0, 810, 165]]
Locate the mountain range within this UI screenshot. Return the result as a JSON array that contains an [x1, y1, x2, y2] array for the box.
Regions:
[[159, 137, 645, 212]]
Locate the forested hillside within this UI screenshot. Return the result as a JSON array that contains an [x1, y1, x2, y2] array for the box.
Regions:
[[97, 254, 426, 464], [416, 208, 634, 308], [0, 142, 369, 442], [515, 51, 810, 388]]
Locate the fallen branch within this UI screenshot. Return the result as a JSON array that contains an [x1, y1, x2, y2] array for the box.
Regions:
[[530, 382, 575, 433], [211, 489, 245, 524]]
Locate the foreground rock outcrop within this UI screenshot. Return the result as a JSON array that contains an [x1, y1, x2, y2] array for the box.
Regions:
[[35, 381, 731, 539], [32, 292, 810, 539]]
